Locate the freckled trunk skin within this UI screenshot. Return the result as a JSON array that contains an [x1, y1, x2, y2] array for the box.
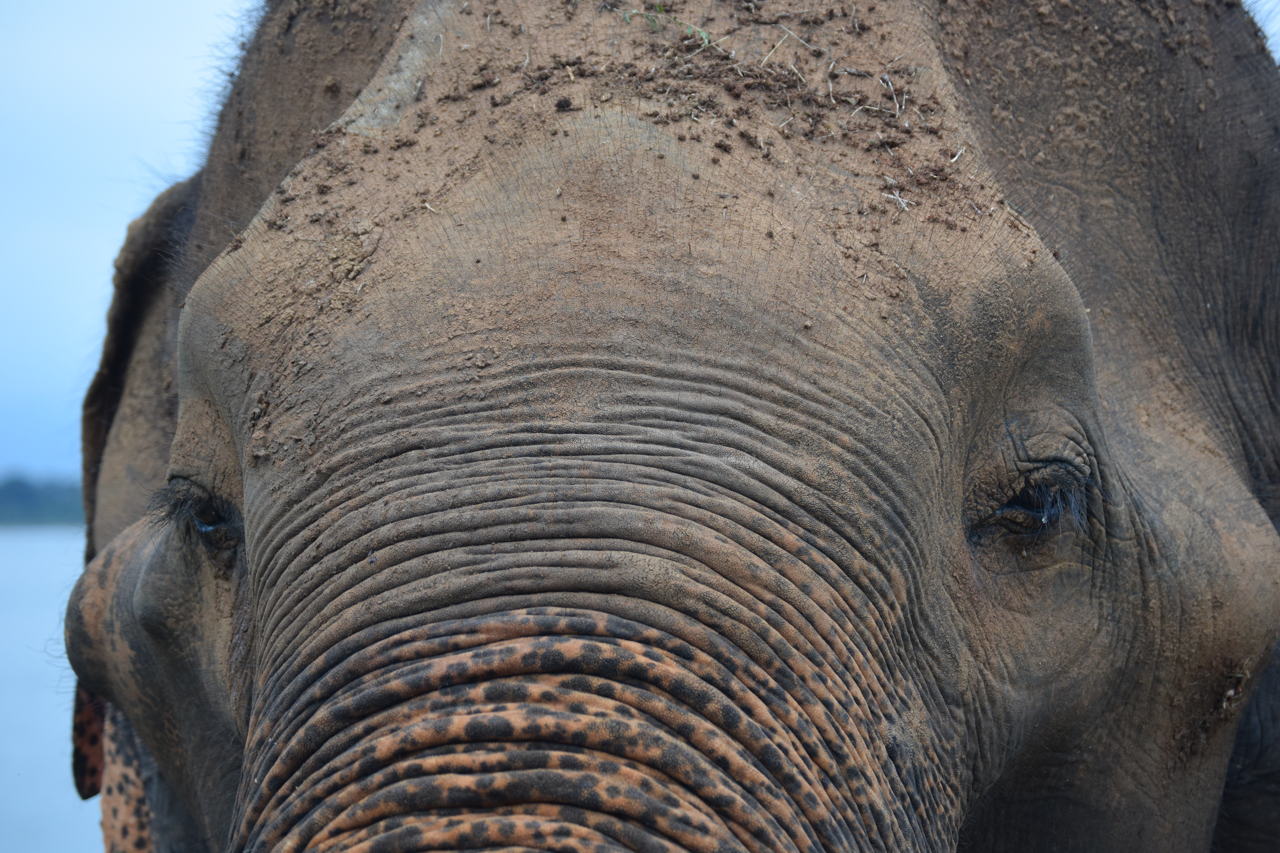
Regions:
[[237, 608, 926, 851], [99, 707, 164, 853]]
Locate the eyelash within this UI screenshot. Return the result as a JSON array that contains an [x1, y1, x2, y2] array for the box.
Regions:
[[999, 474, 1087, 532], [150, 480, 240, 551], [970, 464, 1090, 545]]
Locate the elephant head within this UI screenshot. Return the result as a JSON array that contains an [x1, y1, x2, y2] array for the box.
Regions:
[[67, 1, 1280, 850]]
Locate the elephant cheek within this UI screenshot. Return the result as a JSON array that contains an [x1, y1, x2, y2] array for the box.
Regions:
[[66, 520, 153, 801], [65, 520, 157, 713], [67, 532, 124, 700]]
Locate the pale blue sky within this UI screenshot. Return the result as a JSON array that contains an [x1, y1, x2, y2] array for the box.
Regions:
[[1, 2, 1277, 481]]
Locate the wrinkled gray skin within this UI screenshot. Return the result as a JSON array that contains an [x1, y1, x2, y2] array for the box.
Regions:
[[66, 1, 1279, 851]]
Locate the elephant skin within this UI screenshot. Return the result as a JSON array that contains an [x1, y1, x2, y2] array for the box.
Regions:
[[66, 1, 1279, 850]]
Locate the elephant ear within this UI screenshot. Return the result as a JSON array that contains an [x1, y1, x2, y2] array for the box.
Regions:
[[73, 177, 197, 853], [81, 177, 196, 549]]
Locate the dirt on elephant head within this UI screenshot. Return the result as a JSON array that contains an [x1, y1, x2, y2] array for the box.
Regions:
[[202, 0, 1048, 407], [319, 0, 1025, 241]]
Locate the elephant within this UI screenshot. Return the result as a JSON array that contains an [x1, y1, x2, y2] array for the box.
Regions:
[[64, 0, 1279, 850]]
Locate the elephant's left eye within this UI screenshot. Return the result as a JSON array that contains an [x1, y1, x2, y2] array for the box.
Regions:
[[152, 479, 241, 559], [190, 500, 227, 535]]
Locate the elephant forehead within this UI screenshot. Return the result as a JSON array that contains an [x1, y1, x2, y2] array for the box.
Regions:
[[183, 115, 1081, 421], [174, 0, 1092, 451]]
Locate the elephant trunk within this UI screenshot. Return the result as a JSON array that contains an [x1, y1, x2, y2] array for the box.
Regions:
[[241, 606, 850, 851], [227, 438, 960, 850]]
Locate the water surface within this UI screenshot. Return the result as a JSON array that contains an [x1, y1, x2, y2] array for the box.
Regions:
[[1, 525, 102, 849]]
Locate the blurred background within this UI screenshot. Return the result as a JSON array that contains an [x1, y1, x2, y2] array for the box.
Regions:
[[1, 1, 1277, 849]]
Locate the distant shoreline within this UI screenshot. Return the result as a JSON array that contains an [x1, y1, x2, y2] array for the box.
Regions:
[[0, 521, 83, 528], [0, 476, 83, 526]]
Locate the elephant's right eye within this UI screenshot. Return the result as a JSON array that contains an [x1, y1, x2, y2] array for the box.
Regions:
[[993, 477, 1081, 537], [151, 479, 241, 565], [968, 462, 1091, 549]]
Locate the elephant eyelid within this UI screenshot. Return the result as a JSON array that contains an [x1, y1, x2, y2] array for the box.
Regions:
[[148, 479, 239, 539]]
